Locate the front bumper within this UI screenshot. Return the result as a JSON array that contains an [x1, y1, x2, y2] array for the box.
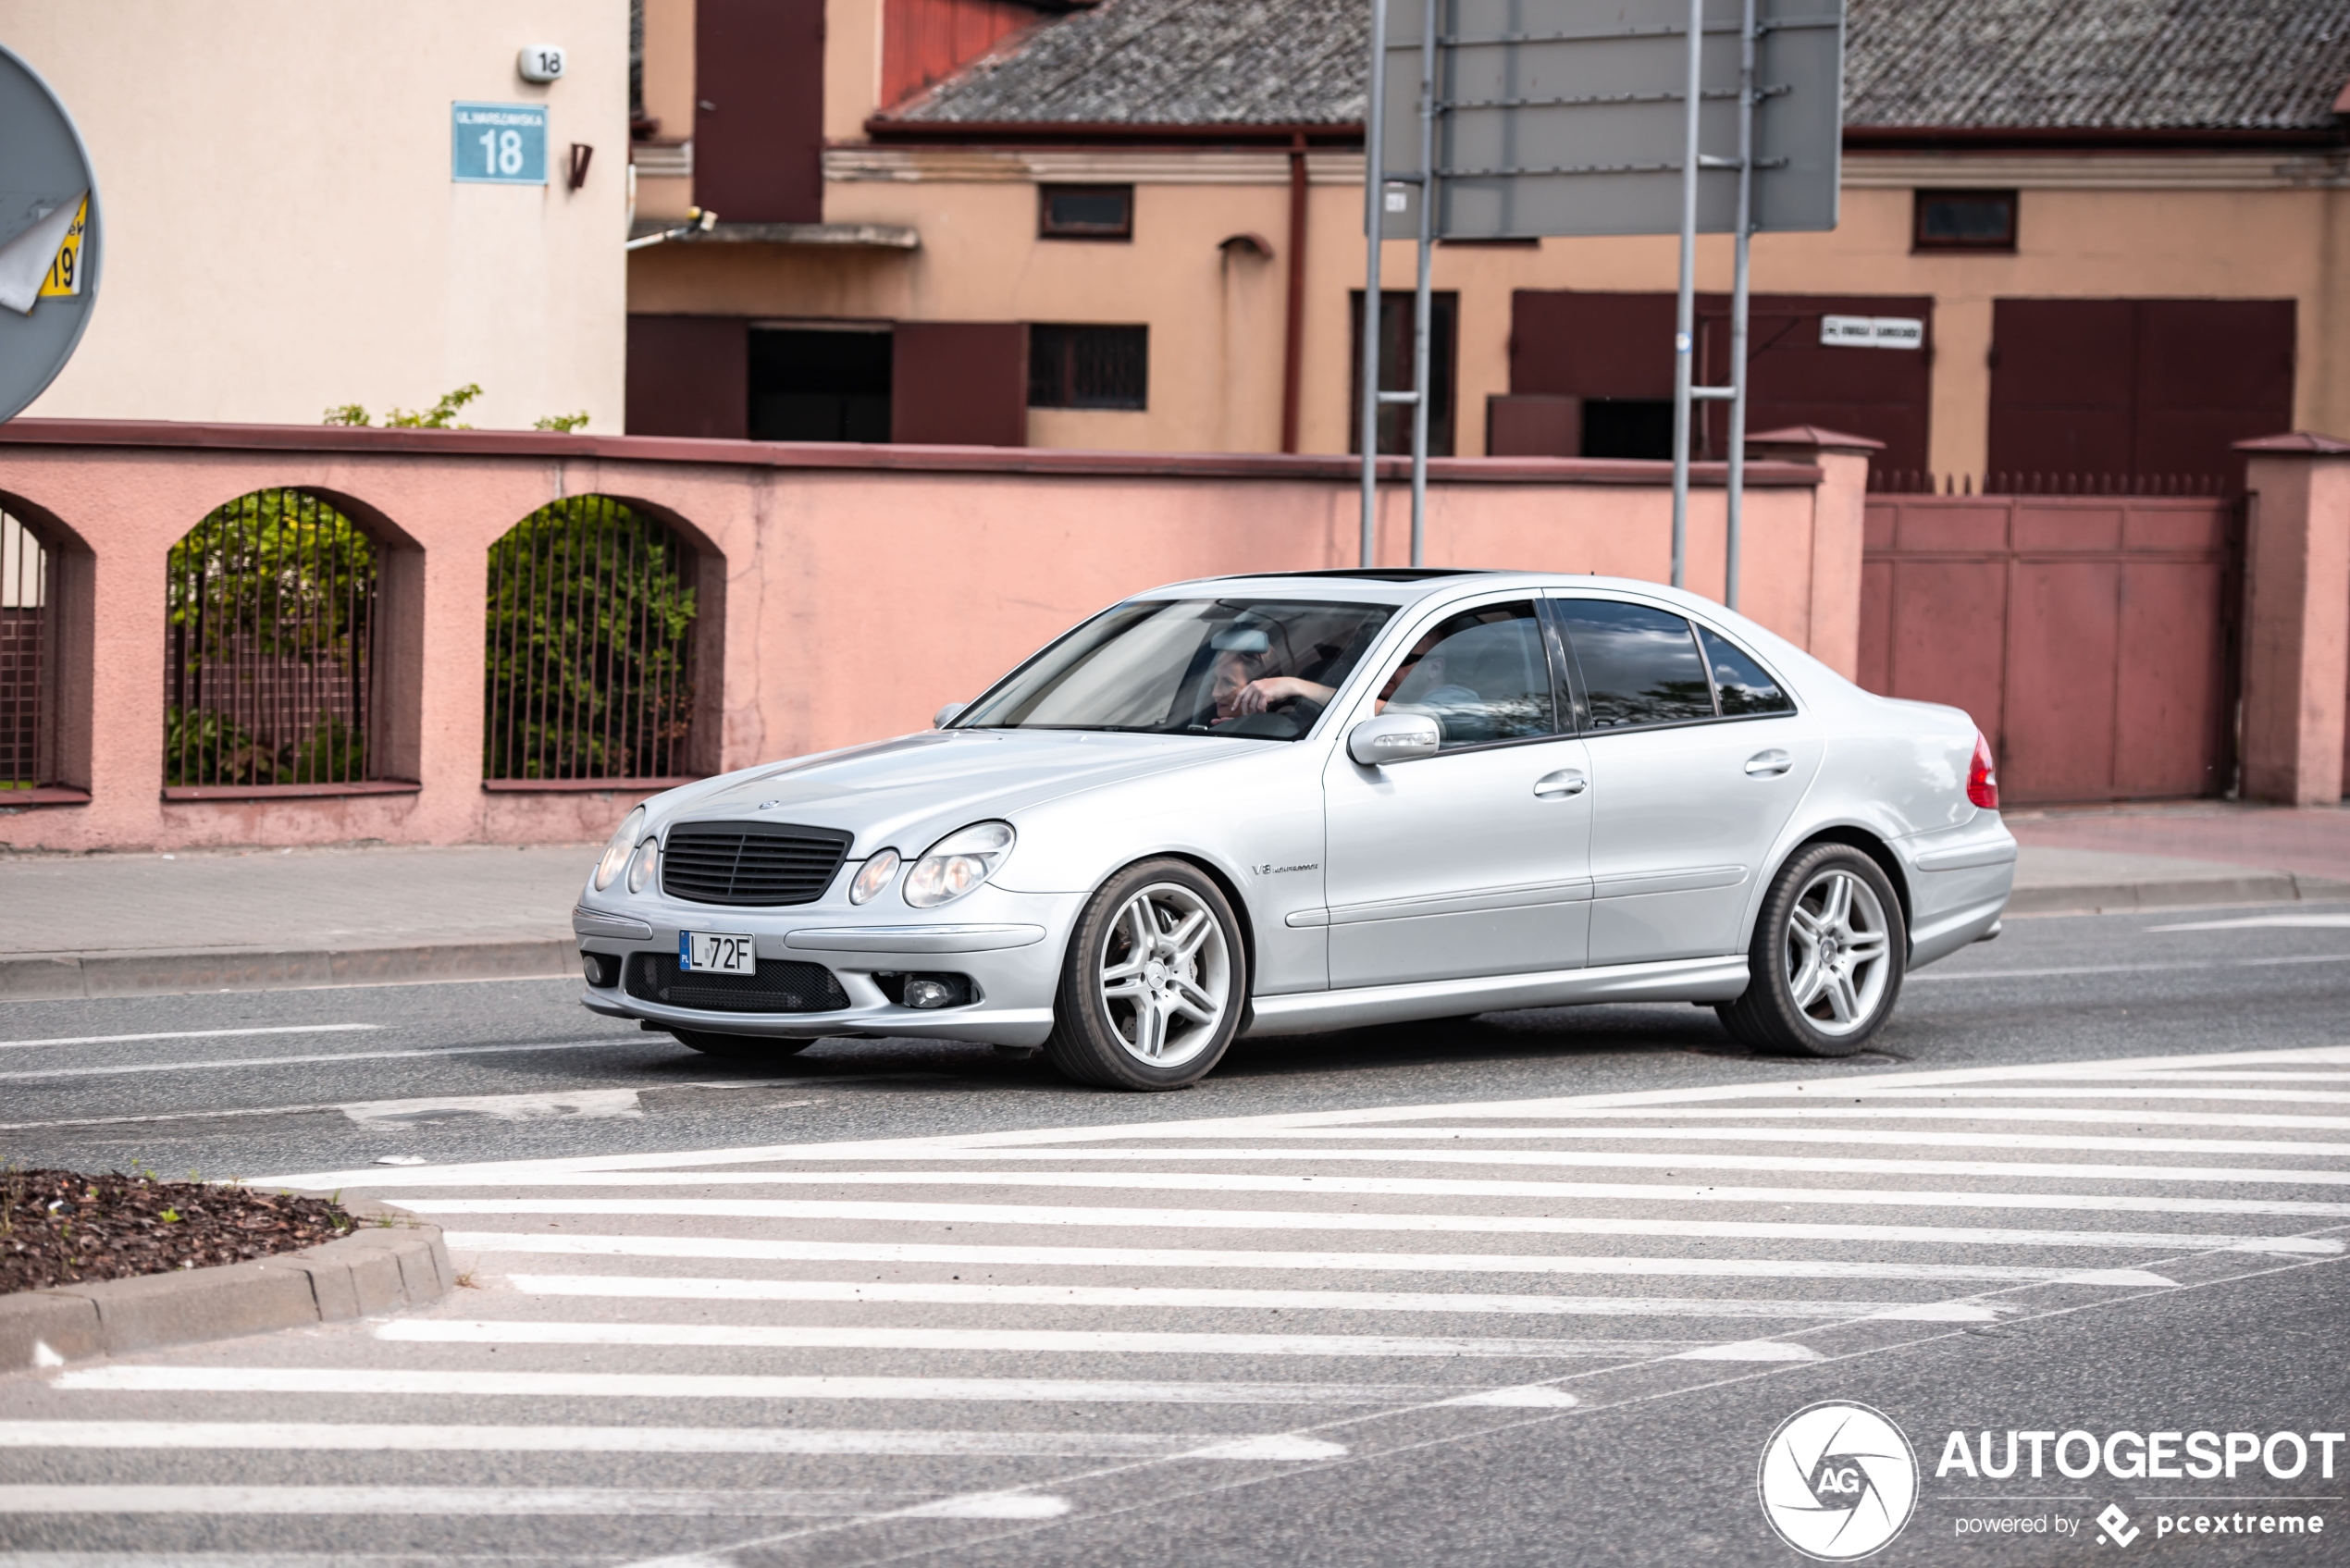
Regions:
[[570, 883, 1080, 1046]]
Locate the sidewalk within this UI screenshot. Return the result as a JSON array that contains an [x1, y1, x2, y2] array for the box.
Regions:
[[5, 804, 2347, 999]]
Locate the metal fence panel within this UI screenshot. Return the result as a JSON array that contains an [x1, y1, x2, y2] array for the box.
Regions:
[[164, 490, 377, 788], [482, 496, 698, 783]]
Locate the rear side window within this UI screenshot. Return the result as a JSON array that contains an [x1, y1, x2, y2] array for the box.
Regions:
[[1700, 627, 1795, 715], [1555, 600, 1713, 729]]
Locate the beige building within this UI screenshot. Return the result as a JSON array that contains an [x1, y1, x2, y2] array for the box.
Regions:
[[3, 0, 631, 433], [625, 0, 2350, 487]]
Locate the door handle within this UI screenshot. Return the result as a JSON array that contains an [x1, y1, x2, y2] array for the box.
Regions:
[[1744, 748, 1792, 777], [1533, 768, 1587, 797]]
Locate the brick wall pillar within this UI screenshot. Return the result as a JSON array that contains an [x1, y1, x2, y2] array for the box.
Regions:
[[1746, 426, 1882, 681], [2236, 433, 2350, 805]]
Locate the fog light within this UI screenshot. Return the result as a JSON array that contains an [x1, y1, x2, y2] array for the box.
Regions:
[[581, 952, 619, 987], [903, 977, 954, 1009]]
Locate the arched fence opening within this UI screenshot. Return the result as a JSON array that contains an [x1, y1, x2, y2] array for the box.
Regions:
[[483, 496, 699, 784], [164, 489, 381, 789], [2, 510, 56, 790]]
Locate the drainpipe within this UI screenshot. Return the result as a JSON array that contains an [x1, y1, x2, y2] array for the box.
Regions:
[[1280, 133, 1309, 454]]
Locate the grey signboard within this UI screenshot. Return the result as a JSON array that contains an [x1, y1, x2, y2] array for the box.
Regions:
[[0, 43, 101, 424], [1378, 0, 1841, 241]]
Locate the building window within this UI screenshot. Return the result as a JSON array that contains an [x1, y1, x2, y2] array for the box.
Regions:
[[1349, 290, 1459, 457], [1914, 190, 2017, 252], [750, 326, 892, 442], [1039, 184, 1132, 240], [1029, 325, 1148, 410]]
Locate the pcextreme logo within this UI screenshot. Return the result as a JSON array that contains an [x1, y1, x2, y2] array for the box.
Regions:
[[1758, 1401, 1921, 1561]]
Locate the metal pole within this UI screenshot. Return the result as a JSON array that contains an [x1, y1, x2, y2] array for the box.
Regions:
[[1408, 0, 1437, 568], [1358, 0, 1391, 569], [1724, 0, 1755, 610], [1667, 0, 1702, 590]]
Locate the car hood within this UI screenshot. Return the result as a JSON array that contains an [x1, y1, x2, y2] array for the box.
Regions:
[[651, 729, 1269, 856]]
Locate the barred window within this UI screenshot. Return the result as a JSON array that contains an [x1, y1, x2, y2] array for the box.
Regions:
[[1029, 325, 1148, 411], [164, 490, 378, 790], [483, 496, 698, 784]]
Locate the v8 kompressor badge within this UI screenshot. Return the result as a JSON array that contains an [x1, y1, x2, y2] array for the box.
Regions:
[[1759, 1401, 1920, 1561]]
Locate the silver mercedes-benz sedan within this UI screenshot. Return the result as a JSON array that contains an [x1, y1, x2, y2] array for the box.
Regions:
[[573, 570, 2014, 1089]]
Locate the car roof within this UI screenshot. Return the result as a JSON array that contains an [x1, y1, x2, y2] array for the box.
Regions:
[[1134, 570, 1733, 617]]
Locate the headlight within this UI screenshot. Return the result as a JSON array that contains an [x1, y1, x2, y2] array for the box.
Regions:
[[625, 835, 661, 895], [902, 821, 1015, 908], [850, 848, 900, 905], [594, 806, 646, 891]]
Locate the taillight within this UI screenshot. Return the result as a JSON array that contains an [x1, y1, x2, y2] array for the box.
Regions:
[[1966, 732, 1999, 809]]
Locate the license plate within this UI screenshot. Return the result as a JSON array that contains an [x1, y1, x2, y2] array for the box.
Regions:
[[678, 931, 756, 974]]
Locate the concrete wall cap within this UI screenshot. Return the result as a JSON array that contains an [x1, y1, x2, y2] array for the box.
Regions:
[[1745, 426, 1887, 454], [2232, 430, 2350, 454]]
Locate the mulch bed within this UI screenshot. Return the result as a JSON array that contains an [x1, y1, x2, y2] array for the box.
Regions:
[[2, 1169, 355, 1296]]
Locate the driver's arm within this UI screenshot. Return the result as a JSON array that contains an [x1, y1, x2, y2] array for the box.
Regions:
[[1231, 676, 1335, 715]]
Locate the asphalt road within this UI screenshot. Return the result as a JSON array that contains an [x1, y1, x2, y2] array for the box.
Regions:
[[3, 902, 2348, 1566]]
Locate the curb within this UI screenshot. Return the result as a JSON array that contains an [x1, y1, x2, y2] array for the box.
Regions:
[[0, 938, 575, 1001], [2007, 873, 2350, 917], [0, 1201, 451, 1373]]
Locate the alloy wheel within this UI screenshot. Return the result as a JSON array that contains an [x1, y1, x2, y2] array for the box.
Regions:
[[1096, 882, 1231, 1068], [1782, 867, 1893, 1036]]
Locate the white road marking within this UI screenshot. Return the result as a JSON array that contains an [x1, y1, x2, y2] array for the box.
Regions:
[[1443, 1386, 1581, 1407], [394, 1184, 2350, 1222], [1909, 953, 2350, 981], [0, 1486, 1070, 1519], [1672, 1340, 1820, 1362], [1793, 1087, 2350, 1105], [0, 1420, 1344, 1460], [374, 1157, 2350, 1195], [51, 1367, 1499, 1405], [445, 1231, 2178, 1286], [339, 1089, 651, 1130], [0, 1085, 808, 1136], [377, 1319, 1701, 1358], [2147, 914, 2350, 932], [505, 1273, 2010, 1321], [0, 1040, 646, 1082], [0, 1024, 381, 1052]]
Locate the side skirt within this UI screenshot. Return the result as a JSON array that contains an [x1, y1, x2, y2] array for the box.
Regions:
[[1241, 955, 1751, 1038]]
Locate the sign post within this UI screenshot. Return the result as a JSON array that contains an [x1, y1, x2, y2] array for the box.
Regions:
[[1362, 0, 1844, 594]]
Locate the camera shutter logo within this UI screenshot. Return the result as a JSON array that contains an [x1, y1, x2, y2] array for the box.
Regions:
[[1757, 1401, 1919, 1561]]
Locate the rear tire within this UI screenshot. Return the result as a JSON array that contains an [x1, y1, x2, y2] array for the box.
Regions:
[[1044, 858, 1247, 1091], [668, 1028, 816, 1060], [1716, 843, 1905, 1057]]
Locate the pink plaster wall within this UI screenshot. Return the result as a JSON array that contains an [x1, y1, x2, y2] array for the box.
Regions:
[[0, 422, 1852, 850], [2238, 439, 2350, 805]]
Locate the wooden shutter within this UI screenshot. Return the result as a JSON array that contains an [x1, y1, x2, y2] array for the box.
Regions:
[[891, 323, 1029, 447], [625, 315, 748, 438], [695, 0, 824, 224]]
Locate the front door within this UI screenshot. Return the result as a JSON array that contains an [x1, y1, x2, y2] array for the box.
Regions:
[[1322, 599, 1594, 988], [1553, 597, 1820, 966]]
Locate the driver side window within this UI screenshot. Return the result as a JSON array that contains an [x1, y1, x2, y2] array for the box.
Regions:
[[1379, 601, 1556, 749]]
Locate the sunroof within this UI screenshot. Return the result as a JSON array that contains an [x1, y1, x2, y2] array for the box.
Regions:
[[1223, 568, 1493, 584]]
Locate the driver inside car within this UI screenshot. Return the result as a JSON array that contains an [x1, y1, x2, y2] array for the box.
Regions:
[[1223, 626, 1448, 720]]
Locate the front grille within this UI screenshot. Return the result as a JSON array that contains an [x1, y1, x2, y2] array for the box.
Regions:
[[626, 953, 851, 1013], [661, 821, 853, 906]]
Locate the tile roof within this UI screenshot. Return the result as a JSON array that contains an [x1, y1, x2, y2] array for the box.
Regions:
[[880, 0, 2350, 135], [1845, 0, 2350, 131]]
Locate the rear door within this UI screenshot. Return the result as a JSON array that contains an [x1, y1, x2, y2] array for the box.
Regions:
[[1552, 597, 1819, 965], [1321, 598, 1593, 988]]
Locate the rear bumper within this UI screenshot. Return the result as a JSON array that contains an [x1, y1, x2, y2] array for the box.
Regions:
[[1898, 815, 2017, 969]]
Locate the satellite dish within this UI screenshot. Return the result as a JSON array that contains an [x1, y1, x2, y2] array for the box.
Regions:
[[0, 43, 101, 424]]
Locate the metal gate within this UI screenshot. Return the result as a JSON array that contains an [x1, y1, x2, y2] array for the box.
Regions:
[[1858, 491, 2241, 804]]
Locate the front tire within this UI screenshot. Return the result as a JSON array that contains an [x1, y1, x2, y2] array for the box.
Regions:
[[668, 1028, 816, 1061], [1717, 844, 1905, 1057], [1044, 858, 1247, 1091]]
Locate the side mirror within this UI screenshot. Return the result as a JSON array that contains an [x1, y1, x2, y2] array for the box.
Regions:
[[934, 702, 965, 729], [1347, 711, 1441, 766]]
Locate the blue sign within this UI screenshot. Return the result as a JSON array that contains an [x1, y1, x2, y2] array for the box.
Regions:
[[451, 102, 547, 185]]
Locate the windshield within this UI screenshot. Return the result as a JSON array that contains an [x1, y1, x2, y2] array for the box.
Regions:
[[954, 598, 1396, 740]]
